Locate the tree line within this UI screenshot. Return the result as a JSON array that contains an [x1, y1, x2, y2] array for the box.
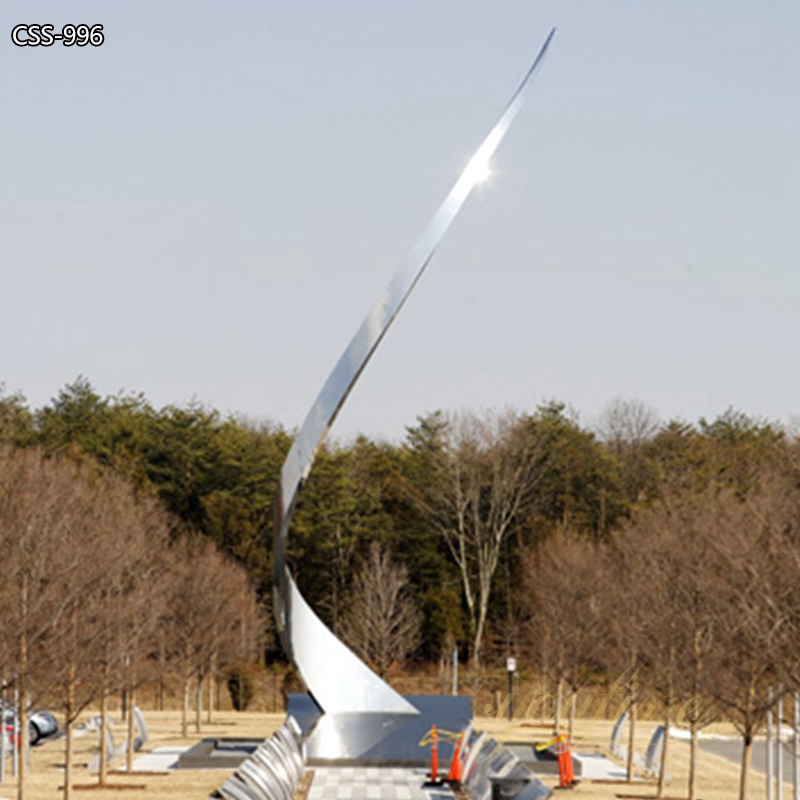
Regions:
[[0, 444, 265, 800], [2, 380, 797, 668], [2, 379, 800, 800], [525, 473, 800, 800]]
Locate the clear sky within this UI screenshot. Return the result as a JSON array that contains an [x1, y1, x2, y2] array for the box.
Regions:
[[2, 1, 798, 442]]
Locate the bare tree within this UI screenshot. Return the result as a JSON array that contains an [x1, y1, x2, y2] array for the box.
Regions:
[[621, 490, 721, 799], [595, 532, 655, 783], [0, 447, 98, 800], [407, 410, 546, 667], [163, 535, 265, 737], [0, 446, 231, 794], [596, 398, 661, 447], [104, 493, 173, 775], [596, 398, 661, 505], [521, 530, 606, 739], [701, 477, 800, 800], [621, 475, 800, 800], [340, 542, 421, 677]]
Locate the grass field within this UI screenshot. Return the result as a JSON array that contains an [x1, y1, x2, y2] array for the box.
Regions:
[[0, 711, 789, 800]]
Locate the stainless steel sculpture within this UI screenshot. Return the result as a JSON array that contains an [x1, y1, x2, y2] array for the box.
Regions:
[[273, 29, 556, 720]]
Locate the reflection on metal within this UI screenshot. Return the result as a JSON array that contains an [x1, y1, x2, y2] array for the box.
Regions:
[[287, 693, 472, 765], [273, 29, 557, 717], [285, 572, 414, 714], [217, 718, 305, 800], [609, 711, 628, 759], [464, 734, 553, 800], [644, 725, 665, 778]]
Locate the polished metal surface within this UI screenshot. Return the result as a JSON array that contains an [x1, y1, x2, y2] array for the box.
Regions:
[[273, 29, 556, 718], [216, 720, 306, 800], [288, 693, 472, 766], [286, 572, 416, 714], [218, 775, 259, 800], [464, 738, 553, 800]]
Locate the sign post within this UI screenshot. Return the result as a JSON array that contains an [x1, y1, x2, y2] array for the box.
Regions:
[[506, 658, 517, 721]]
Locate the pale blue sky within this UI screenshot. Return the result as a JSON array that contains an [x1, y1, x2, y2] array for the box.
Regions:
[[2, 1, 798, 441]]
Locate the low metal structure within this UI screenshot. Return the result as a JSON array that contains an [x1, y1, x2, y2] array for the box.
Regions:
[[213, 718, 305, 800]]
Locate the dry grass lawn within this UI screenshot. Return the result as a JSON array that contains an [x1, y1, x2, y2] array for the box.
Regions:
[[0, 710, 284, 800], [480, 715, 785, 800], [0, 711, 790, 800]]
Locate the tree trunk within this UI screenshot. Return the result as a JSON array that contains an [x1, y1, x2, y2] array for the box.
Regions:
[[99, 675, 108, 785], [157, 636, 165, 711], [739, 733, 753, 800], [689, 718, 698, 800], [195, 671, 203, 734], [657, 704, 670, 798], [688, 635, 702, 800], [540, 662, 549, 723], [126, 665, 136, 775], [471, 605, 486, 672], [568, 689, 577, 741], [181, 671, 189, 739], [626, 689, 637, 782], [554, 675, 564, 733], [63, 672, 75, 800], [17, 573, 28, 800], [0, 678, 6, 785], [494, 690, 504, 720], [17, 685, 28, 800], [207, 653, 216, 724]]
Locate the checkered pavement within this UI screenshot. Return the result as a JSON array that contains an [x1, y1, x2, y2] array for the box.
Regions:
[[308, 768, 455, 800]]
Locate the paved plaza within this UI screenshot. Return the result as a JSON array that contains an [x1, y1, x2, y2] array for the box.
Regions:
[[308, 768, 455, 800]]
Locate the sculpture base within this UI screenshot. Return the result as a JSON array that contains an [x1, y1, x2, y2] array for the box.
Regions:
[[177, 737, 260, 769], [287, 693, 472, 766]]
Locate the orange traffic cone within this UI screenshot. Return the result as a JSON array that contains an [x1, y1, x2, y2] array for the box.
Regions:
[[564, 737, 574, 785], [429, 725, 439, 782], [556, 734, 575, 788], [447, 732, 463, 783]]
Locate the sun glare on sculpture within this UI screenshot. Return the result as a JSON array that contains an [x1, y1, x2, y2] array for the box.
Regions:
[[473, 159, 493, 185]]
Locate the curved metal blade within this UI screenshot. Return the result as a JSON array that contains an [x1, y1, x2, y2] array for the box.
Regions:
[[274, 28, 556, 716]]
